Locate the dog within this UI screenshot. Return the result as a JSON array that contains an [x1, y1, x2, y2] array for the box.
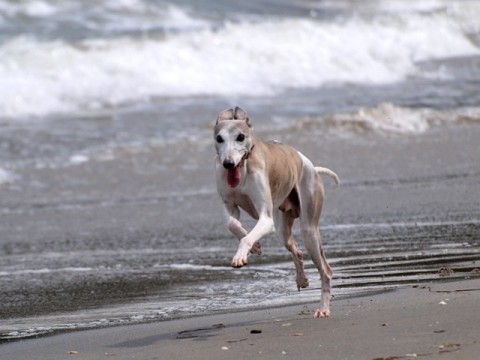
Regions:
[[214, 107, 339, 318]]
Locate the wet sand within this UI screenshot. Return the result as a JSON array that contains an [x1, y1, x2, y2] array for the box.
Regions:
[[1, 122, 479, 353], [1, 279, 479, 360]]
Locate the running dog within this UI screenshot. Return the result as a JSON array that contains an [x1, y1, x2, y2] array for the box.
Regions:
[[214, 107, 339, 318]]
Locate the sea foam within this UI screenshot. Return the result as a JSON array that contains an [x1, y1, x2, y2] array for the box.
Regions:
[[1, 4, 479, 119], [297, 103, 480, 134]]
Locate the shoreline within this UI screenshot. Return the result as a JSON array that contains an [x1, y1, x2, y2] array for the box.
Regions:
[[1, 278, 479, 360], [1, 123, 479, 354]]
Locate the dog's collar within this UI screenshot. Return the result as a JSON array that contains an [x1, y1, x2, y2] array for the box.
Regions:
[[244, 144, 255, 160], [236, 144, 254, 170]]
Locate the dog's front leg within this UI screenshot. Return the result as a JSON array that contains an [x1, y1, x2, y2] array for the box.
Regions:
[[230, 181, 275, 267], [224, 204, 262, 256], [231, 212, 274, 268]]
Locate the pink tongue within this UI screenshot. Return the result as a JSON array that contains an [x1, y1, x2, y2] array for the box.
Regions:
[[227, 167, 241, 188]]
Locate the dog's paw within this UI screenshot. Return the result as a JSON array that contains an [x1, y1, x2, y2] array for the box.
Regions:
[[313, 307, 330, 318], [250, 242, 262, 256], [231, 256, 247, 268], [296, 277, 309, 290], [232, 240, 253, 267]]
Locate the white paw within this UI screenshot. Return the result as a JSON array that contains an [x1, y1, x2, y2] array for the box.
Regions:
[[314, 307, 330, 318], [231, 240, 253, 268], [231, 247, 249, 267], [231, 255, 248, 268]]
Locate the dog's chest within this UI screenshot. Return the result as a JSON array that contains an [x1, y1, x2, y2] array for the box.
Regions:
[[223, 190, 259, 220]]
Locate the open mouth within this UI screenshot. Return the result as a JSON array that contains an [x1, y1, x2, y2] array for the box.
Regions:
[[226, 161, 244, 188]]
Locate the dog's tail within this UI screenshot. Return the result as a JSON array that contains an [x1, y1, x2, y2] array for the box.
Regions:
[[315, 167, 340, 185]]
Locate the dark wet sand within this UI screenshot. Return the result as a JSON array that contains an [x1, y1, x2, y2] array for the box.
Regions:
[[1, 122, 479, 356], [1, 279, 479, 360]]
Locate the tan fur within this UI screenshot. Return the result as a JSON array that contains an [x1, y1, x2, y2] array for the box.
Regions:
[[248, 140, 302, 208]]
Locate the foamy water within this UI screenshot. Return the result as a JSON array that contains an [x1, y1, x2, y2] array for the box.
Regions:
[[1, 0, 479, 118], [297, 103, 480, 134]]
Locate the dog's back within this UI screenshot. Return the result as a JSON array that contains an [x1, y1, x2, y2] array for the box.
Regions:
[[247, 139, 303, 214]]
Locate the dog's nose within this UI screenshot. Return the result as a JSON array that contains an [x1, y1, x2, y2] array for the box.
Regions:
[[223, 160, 235, 169]]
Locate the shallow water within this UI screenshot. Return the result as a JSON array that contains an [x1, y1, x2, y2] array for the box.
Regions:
[[1, 199, 479, 341]]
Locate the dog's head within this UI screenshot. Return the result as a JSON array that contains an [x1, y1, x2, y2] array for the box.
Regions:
[[213, 106, 253, 170]]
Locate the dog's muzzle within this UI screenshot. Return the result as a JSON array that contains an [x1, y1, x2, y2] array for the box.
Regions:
[[223, 159, 235, 169]]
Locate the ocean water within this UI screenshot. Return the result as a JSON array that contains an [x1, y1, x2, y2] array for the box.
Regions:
[[1, 0, 480, 341], [1, 0, 480, 169]]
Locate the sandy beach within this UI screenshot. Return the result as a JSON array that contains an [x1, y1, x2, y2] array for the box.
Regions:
[[1, 279, 479, 360], [1, 122, 480, 359], [1, 1, 480, 358]]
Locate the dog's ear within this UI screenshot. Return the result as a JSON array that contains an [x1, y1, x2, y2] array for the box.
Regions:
[[216, 108, 234, 124], [234, 107, 251, 127]]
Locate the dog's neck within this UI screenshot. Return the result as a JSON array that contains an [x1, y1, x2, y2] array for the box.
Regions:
[[244, 143, 255, 160]]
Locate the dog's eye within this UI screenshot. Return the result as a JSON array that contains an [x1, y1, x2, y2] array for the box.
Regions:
[[216, 135, 224, 143], [236, 134, 245, 142]]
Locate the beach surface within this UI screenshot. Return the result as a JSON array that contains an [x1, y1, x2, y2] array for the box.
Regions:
[[1, 122, 479, 359], [1, 0, 480, 357], [1, 279, 479, 360]]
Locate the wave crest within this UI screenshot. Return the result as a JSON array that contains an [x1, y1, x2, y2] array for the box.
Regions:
[[297, 103, 480, 134], [1, 7, 479, 118]]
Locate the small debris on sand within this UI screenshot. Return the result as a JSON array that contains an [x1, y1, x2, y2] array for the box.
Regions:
[[438, 343, 461, 353], [438, 267, 454, 277]]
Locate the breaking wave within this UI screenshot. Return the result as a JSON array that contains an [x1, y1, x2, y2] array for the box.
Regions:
[[296, 103, 480, 134], [1, 1, 479, 118]]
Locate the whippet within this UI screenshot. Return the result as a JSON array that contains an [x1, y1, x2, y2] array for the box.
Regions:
[[214, 107, 339, 318]]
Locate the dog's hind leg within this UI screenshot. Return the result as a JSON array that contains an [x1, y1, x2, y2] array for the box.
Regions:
[[306, 225, 333, 318], [275, 210, 309, 290], [298, 159, 333, 318]]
